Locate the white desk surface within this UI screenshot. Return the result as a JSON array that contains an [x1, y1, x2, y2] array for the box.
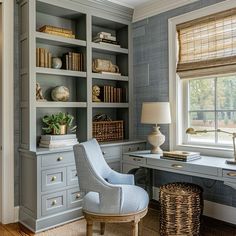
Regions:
[[125, 150, 236, 171]]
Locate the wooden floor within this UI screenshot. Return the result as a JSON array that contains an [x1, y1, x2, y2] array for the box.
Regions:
[[1, 208, 236, 236]]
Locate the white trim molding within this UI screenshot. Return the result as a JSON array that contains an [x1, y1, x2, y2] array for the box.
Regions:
[[168, 0, 236, 157], [133, 0, 199, 22], [0, 0, 15, 224]]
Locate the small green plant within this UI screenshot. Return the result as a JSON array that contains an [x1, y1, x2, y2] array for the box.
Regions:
[[42, 112, 77, 134]]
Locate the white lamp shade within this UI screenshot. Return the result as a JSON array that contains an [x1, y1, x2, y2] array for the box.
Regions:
[[141, 102, 171, 125]]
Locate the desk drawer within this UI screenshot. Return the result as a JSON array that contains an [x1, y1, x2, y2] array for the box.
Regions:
[[42, 191, 66, 216], [67, 166, 78, 186], [147, 158, 218, 176], [123, 155, 146, 166], [101, 146, 121, 158], [41, 152, 74, 168], [123, 143, 146, 153], [223, 169, 236, 180], [67, 187, 83, 209], [42, 168, 66, 192]]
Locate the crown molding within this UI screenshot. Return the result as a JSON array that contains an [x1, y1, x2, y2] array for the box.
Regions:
[[133, 0, 199, 22]]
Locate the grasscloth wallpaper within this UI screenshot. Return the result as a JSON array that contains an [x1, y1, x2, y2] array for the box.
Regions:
[[132, 0, 236, 207]]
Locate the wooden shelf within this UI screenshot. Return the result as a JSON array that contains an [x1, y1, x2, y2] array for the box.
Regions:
[[92, 102, 129, 108], [36, 31, 86, 47], [91, 42, 128, 55], [36, 101, 87, 108], [36, 67, 87, 77], [92, 73, 128, 81]]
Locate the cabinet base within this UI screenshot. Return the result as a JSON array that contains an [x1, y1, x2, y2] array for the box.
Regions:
[[19, 207, 83, 233]]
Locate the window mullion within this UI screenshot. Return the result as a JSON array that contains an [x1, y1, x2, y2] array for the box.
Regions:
[[215, 77, 218, 144]]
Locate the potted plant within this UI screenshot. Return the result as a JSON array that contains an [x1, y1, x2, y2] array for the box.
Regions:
[[42, 112, 77, 135]]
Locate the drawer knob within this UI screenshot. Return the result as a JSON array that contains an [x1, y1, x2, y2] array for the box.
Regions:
[[128, 148, 131, 152], [227, 172, 236, 177], [102, 151, 106, 155], [57, 157, 63, 161], [76, 193, 81, 199], [171, 164, 183, 168], [75, 173, 78, 177], [133, 158, 141, 162], [51, 176, 57, 182], [52, 200, 57, 206]]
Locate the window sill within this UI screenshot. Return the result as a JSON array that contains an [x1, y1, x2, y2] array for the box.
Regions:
[[174, 143, 234, 159]]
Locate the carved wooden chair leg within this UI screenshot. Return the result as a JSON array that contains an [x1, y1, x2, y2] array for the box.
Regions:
[[138, 219, 143, 236], [100, 222, 105, 235], [131, 220, 139, 236], [86, 220, 93, 236]]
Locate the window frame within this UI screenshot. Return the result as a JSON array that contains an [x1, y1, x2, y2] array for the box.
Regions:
[[168, 0, 236, 158]]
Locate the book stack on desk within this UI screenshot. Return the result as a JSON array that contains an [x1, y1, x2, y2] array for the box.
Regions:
[[161, 151, 201, 162]]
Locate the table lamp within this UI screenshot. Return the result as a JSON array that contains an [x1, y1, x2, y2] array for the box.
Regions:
[[141, 102, 171, 154], [186, 128, 236, 165]]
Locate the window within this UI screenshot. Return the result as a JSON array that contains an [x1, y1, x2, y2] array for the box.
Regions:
[[183, 75, 236, 147]]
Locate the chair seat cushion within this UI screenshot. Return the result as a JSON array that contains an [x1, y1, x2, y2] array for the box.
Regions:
[[83, 185, 149, 215]]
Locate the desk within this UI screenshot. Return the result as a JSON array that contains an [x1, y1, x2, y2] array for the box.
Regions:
[[122, 150, 236, 190]]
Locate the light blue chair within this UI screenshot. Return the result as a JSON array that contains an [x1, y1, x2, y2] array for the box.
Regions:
[[73, 139, 149, 236]]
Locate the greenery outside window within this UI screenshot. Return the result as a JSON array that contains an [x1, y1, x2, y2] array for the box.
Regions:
[[183, 75, 236, 147]]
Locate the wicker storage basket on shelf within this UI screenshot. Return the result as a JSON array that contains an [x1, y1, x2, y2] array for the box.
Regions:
[[92, 120, 123, 142], [159, 182, 203, 236]]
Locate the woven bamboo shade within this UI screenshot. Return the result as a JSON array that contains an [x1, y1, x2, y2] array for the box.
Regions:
[[177, 8, 236, 79]]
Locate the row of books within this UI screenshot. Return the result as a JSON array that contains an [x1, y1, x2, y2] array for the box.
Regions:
[[39, 134, 78, 148], [36, 48, 52, 68], [62, 52, 84, 71], [161, 151, 201, 162], [102, 86, 127, 103], [39, 25, 75, 39]]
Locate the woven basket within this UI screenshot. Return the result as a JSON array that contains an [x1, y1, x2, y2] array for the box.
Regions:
[[92, 120, 123, 142], [159, 182, 203, 236]]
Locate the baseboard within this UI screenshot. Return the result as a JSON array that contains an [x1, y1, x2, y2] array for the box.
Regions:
[[152, 187, 236, 225], [14, 206, 19, 223]]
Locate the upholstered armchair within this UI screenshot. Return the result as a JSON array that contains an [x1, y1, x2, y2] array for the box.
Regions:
[[73, 139, 149, 236]]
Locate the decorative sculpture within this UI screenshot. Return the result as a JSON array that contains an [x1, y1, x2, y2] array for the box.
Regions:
[[92, 85, 101, 102], [36, 82, 46, 101], [51, 86, 70, 102]]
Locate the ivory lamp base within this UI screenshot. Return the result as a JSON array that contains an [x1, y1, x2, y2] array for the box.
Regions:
[[147, 126, 165, 154]]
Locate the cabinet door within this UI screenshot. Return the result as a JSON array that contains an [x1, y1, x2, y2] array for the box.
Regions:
[[67, 187, 84, 209]]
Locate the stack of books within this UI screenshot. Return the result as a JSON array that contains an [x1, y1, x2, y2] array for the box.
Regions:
[[103, 86, 128, 103], [36, 48, 52, 68], [39, 134, 78, 148], [62, 52, 83, 71], [38, 25, 75, 39], [161, 151, 201, 162], [93, 32, 120, 47]]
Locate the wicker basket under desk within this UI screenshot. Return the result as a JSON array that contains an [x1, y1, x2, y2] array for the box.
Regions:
[[92, 120, 124, 142]]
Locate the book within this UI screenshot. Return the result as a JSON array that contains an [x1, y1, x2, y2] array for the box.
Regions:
[[93, 38, 119, 45], [39, 142, 78, 148], [100, 71, 121, 76], [40, 139, 78, 145], [36, 48, 40, 67], [40, 134, 76, 141], [163, 151, 200, 158], [94, 34, 116, 42], [160, 155, 201, 162], [40, 29, 75, 38], [97, 31, 111, 37], [39, 25, 73, 35]]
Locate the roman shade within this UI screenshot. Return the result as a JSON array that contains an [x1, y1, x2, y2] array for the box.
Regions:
[[177, 8, 236, 79]]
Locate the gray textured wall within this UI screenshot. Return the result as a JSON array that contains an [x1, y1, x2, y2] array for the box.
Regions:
[[132, 0, 236, 207]]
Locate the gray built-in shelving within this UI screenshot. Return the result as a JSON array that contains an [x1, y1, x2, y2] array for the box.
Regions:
[[18, 0, 146, 233]]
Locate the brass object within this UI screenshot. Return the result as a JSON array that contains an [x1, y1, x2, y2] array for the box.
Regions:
[[57, 156, 63, 162], [51, 176, 57, 181], [76, 193, 81, 199], [159, 183, 203, 236], [171, 164, 183, 168], [52, 200, 57, 206], [52, 125, 67, 135], [227, 172, 236, 177]]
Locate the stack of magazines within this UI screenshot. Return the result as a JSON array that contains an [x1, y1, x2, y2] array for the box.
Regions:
[[161, 151, 201, 162], [39, 134, 78, 148], [93, 32, 120, 47]]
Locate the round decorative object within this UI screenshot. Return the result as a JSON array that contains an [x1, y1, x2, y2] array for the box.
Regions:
[[51, 86, 70, 102], [52, 57, 62, 69]]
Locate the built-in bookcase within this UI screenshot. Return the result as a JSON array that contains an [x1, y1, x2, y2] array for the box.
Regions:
[[20, 0, 133, 151]]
